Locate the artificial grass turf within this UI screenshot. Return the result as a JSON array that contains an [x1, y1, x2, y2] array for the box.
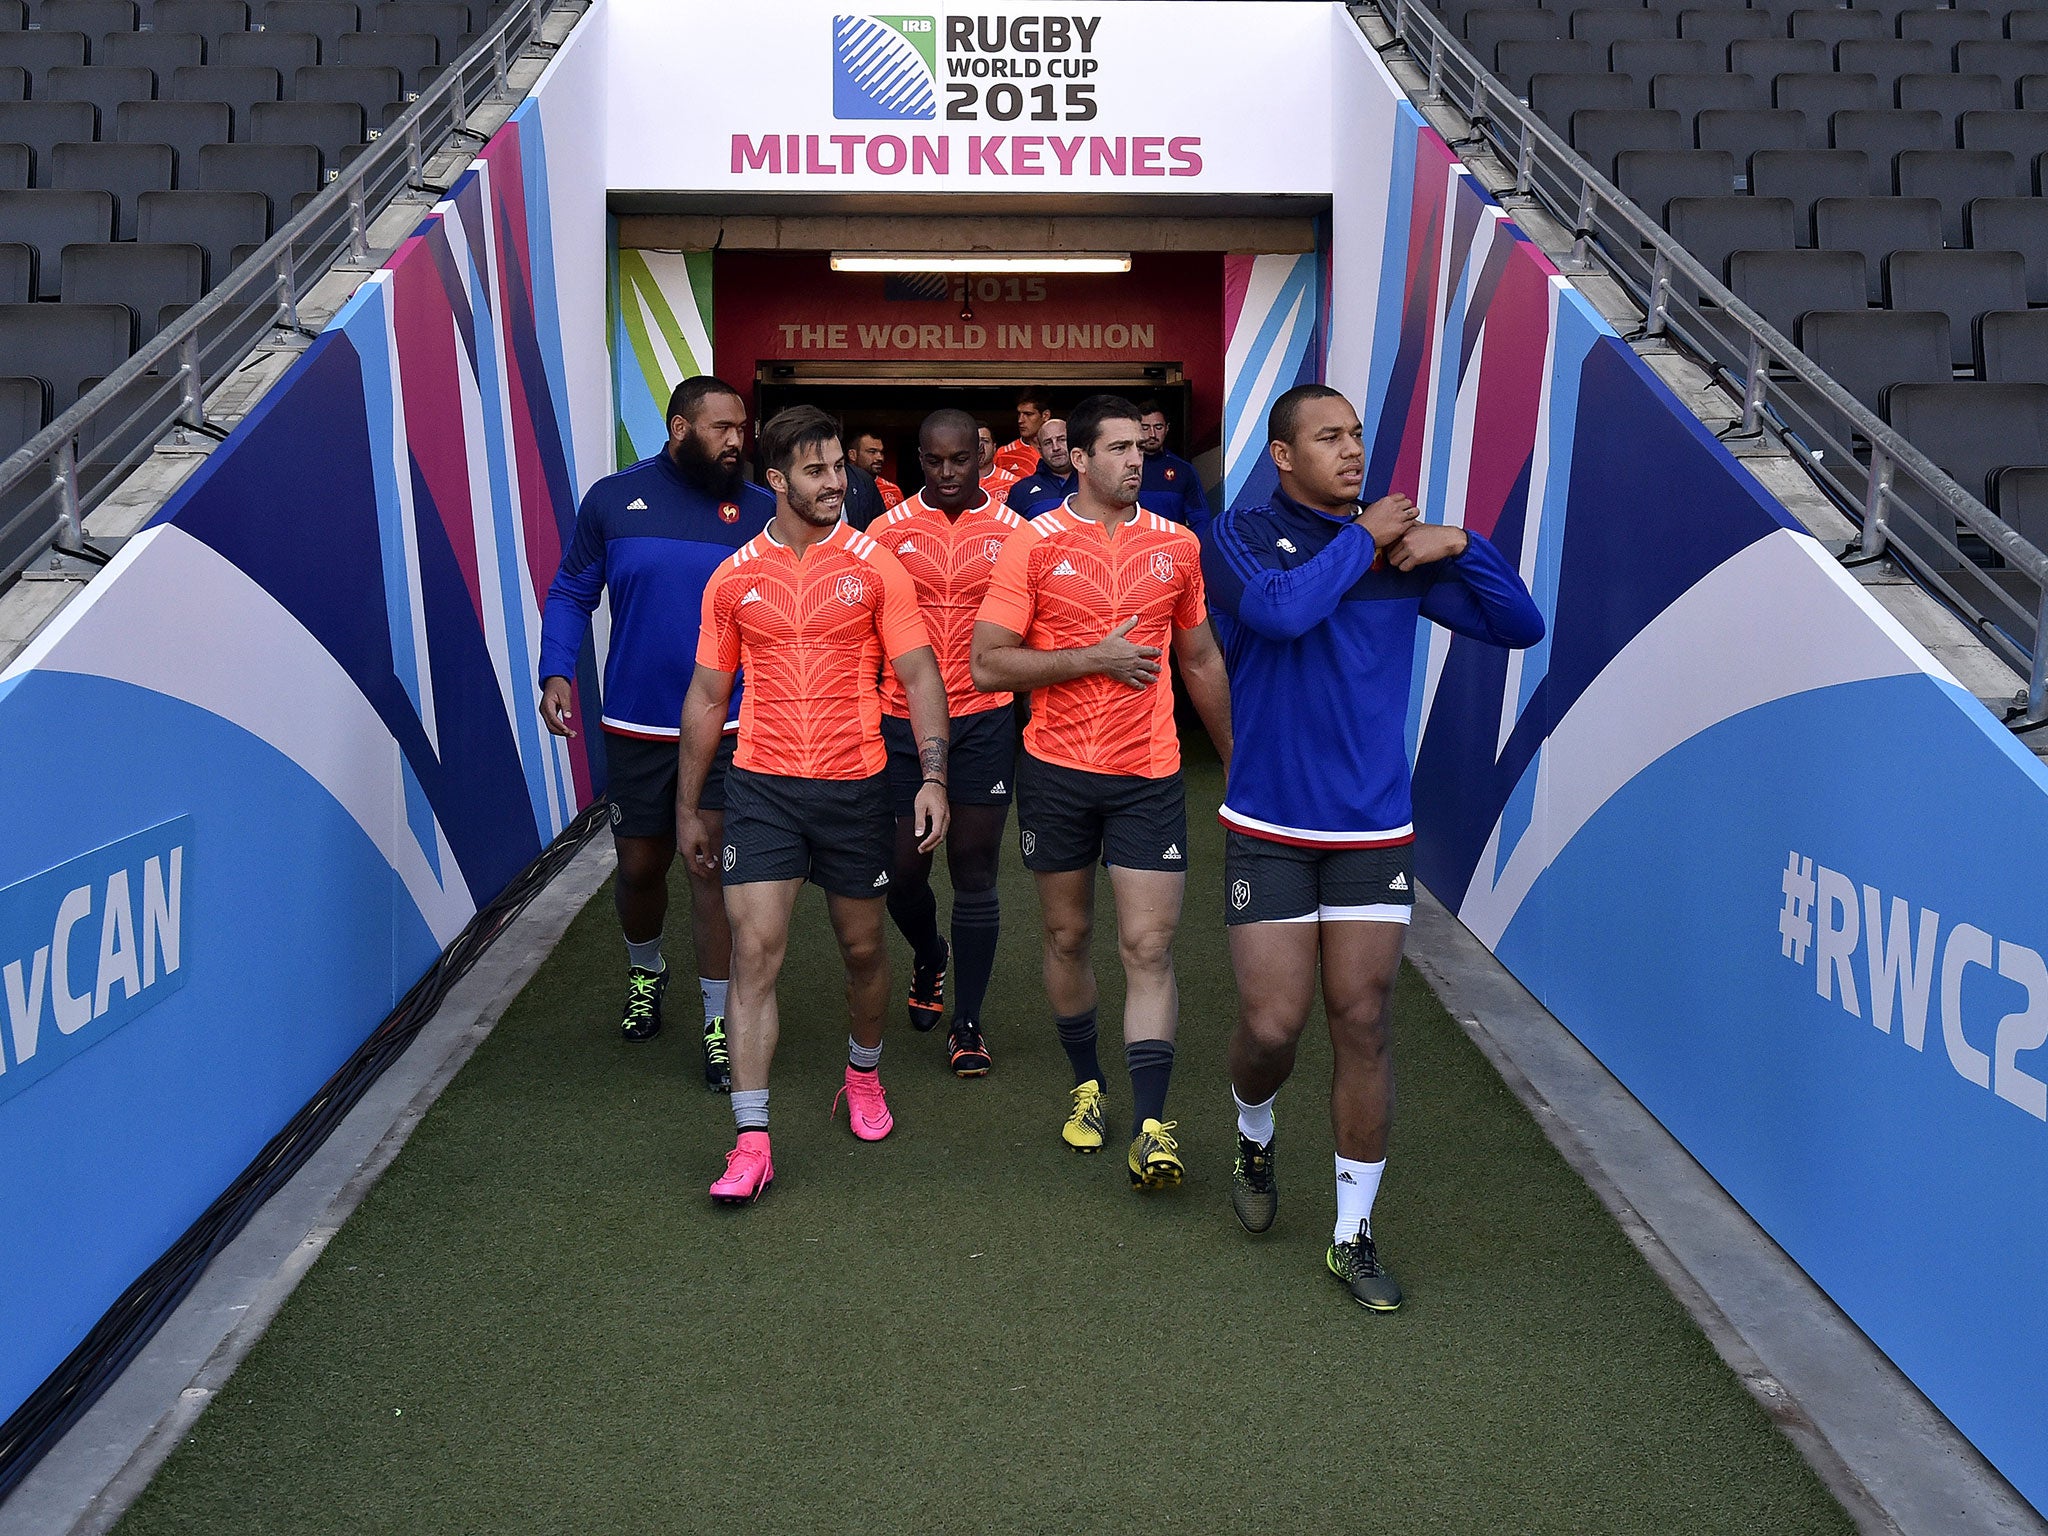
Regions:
[[116, 757, 1851, 1536]]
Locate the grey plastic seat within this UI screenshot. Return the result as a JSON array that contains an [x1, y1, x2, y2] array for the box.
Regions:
[[1726, 249, 1868, 344], [1668, 194, 1799, 279], [0, 66, 20, 99], [1617, 147, 1738, 221], [1886, 249, 2030, 366], [59, 239, 203, 344], [41, 62, 152, 119], [0, 241, 30, 301], [246, 96, 359, 169], [334, 27, 432, 91], [48, 139, 171, 238], [1728, 37, 1829, 78], [1898, 149, 2019, 246], [1572, 7, 1673, 50], [1815, 196, 1944, 301], [96, 28, 201, 72], [0, 0, 22, 26], [0, 186, 109, 294], [1775, 73, 1882, 147], [1992, 467, 2048, 551], [149, 0, 247, 32], [1888, 382, 2048, 505], [368, 0, 464, 56], [1895, 73, 2006, 132], [1652, 70, 1768, 126], [0, 301, 132, 409], [1571, 106, 1686, 178], [0, 30, 86, 74], [113, 97, 227, 174], [1529, 69, 1640, 128], [291, 63, 401, 118], [2027, 73, 2048, 108], [1611, 37, 1711, 78], [1960, 110, 2048, 192], [1678, 6, 1772, 49], [1469, 6, 1569, 66], [1958, 38, 2048, 99], [0, 373, 43, 457], [1978, 310, 2048, 384], [0, 140, 24, 187], [216, 29, 320, 72], [1800, 309, 1953, 412], [2013, 11, 2048, 40], [1903, 8, 2002, 49], [1968, 198, 2048, 302], [1835, 38, 1942, 91], [1697, 107, 1808, 168], [40, 0, 136, 34], [1828, 109, 1944, 194], [1496, 38, 1599, 94], [134, 185, 264, 284], [191, 139, 315, 228], [254, 0, 359, 53], [0, 100, 94, 183], [1789, 7, 1886, 43], [1750, 149, 1870, 245], [167, 63, 279, 135]]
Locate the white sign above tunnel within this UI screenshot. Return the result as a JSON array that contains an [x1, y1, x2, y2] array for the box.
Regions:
[[605, 0, 1340, 195]]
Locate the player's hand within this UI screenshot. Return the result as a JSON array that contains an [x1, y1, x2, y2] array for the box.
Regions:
[[1355, 493, 1419, 551], [539, 675, 577, 737], [1386, 524, 1470, 570], [677, 808, 718, 876], [912, 782, 950, 854], [1090, 616, 1162, 690]]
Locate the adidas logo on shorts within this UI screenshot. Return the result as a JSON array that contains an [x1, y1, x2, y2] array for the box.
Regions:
[[1051, 559, 1078, 576], [990, 780, 1005, 794], [627, 497, 647, 510], [873, 871, 890, 888], [1163, 844, 1183, 861], [1390, 872, 1409, 892]]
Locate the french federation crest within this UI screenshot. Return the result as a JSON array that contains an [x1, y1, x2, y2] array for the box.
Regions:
[[837, 573, 866, 605], [719, 501, 740, 523], [1150, 551, 1174, 583], [1231, 879, 1251, 911], [984, 537, 1004, 561]]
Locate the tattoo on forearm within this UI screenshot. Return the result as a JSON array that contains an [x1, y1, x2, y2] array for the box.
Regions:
[[919, 737, 947, 781]]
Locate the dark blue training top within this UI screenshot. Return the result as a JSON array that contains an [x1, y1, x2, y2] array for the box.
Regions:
[[1141, 449, 1211, 534], [538, 451, 774, 739], [1005, 460, 1073, 518], [1202, 489, 1544, 846]]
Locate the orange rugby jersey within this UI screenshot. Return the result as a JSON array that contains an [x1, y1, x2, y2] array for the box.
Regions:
[[876, 489, 1027, 719], [697, 521, 931, 779], [976, 501, 1206, 779]]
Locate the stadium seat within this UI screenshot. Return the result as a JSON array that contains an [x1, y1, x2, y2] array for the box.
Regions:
[[42, 62, 153, 120], [1652, 70, 1767, 127], [1898, 149, 2019, 246], [292, 63, 402, 119], [96, 29, 201, 72], [0, 0, 22, 27], [167, 64, 279, 136], [0, 101, 93, 186], [2013, 11, 2048, 40], [1750, 149, 1870, 245], [1530, 70, 1641, 130], [1836, 39, 1943, 94], [0, 30, 87, 75], [1775, 74, 1882, 148], [1612, 38, 1712, 78], [1697, 107, 1808, 168], [1903, 8, 2004, 50], [1617, 147, 1739, 221], [1790, 7, 1886, 43], [1992, 466, 2048, 548], [246, 97, 360, 170], [1470, 7, 1569, 67], [1968, 199, 2048, 303], [1799, 309, 1953, 412], [0, 301, 133, 410], [1727, 248, 1868, 342], [0, 186, 109, 295], [0, 141, 24, 188], [369, 0, 465, 57], [1978, 310, 2048, 384], [1572, 7, 1673, 51], [1667, 194, 1799, 279], [255, 0, 359, 54], [1816, 195, 1945, 301], [192, 140, 317, 228], [1959, 111, 2048, 193], [1892, 72, 2007, 129], [40, 0, 137, 34], [48, 139, 170, 239], [0, 66, 20, 100], [150, 0, 248, 33], [0, 372, 43, 457], [113, 97, 228, 175], [1887, 249, 2029, 366], [1496, 38, 1600, 95], [1957, 39, 2048, 100], [216, 30, 320, 72], [2027, 73, 2048, 108], [334, 28, 433, 92], [0, 242, 30, 303], [134, 185, 266, 284], [58, 240, 203, 345], [1728, 37, 1829, 79], [1887, 381, 2048, 507], [1679, 7, 1773, 50], [1571, 106, 1686, 178], [1828, 110, 1944, 196]]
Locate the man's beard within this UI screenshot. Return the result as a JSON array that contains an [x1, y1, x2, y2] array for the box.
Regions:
[[671, 433, 741, 496], [787, 484, 841, 526]]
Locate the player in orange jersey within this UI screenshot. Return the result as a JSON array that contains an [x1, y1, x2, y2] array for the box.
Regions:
[[972, 394, 1233, 1192], [850, 429, 904, 510], [992, 387, 1051, 481], [677, 405, 952, 1204], [978, 424, 1022, 501], [873, 409, 1031, 1077]]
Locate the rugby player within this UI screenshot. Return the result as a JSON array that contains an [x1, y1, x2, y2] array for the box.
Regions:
[[539, 376, 771, 1091], [992, 387, 1051, 481], [850, 430, 904, 511], [1005, 416, 1073, 518], [978, 425, 1022, 502], [677, 406, 951, 1204], [1136, 400, 1211, 535], [972, 394, 1232, 1191], [874, 410, 1031, 1076], [1203, 383, 1543, 1309]]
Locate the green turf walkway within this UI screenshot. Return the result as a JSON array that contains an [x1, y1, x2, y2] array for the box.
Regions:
[[118, 758, 1850, 1535]]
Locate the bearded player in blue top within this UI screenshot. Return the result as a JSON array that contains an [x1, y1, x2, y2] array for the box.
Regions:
[[1201, 383, 1544, 1312], [538, 376, 774, 1091]]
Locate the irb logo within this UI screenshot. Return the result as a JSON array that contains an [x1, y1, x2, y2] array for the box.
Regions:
[[1, 817, 190, 1109], [833, 14, 938, 121]]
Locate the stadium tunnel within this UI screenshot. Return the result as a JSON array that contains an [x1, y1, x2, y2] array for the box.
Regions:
[[6, 0, 2048, 1527]]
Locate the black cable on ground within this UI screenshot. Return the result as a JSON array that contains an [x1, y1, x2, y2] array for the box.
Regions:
[[0, 801, 608, 1502]]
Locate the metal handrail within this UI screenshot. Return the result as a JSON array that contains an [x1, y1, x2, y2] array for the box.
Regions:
[[0, 0, 564, 589], [1360, 0, 2048, 725]]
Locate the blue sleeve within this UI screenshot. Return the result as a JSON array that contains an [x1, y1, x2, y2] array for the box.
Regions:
[[538, 490, 606, 682], [1182, 464, 1212, 540], [1202, 510, 1379, 642], [1418, 531, 1546, 648]]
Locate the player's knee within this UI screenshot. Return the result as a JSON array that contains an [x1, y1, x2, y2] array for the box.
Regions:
[[1118, 926, 1175, 974], [1045, 919, 1092, 965], [730, 924, 786, 975], [838, 927, 886, 974], [948, 848, 1000, 893], [1238, 1005, 1303, 1058], [1330, 991, 1392, 1055]]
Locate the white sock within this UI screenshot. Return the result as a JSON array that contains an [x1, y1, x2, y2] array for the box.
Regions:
[[1232, 1086, 1276, 1145], [625, 936, 664, 973], [701, 977, 728, 1023], [848, 1036, 883, 1072], [731, 1088, 769, 1131], [1333, 1155, 1386, 1244]]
